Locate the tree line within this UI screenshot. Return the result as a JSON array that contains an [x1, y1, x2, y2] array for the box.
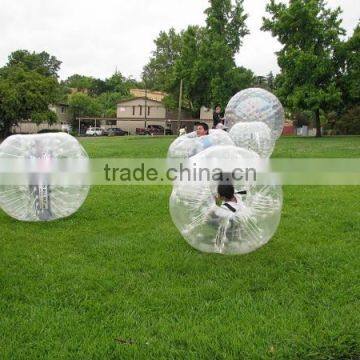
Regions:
[[0, 51, 143, 137], [0, 0, 359, 137], [143, 0, 359, 136]]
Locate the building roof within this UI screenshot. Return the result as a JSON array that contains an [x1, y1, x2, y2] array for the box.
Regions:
[[130, 88, 167, 102], [117, 97, 163, 105]]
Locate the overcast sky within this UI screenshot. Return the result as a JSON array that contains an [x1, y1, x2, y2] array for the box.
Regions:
[[0, 0, 358, 80]]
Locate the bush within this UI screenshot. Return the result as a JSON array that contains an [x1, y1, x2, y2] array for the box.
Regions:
[[334, 106, 360, 135], [292, 111, 313, 127], [70, 130, 78, 137]]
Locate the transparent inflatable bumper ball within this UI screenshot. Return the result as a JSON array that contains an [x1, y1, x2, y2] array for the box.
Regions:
[[168, 145, 283, 254], [167, 129, 234, 160], [229, 121, 274, 158], [0, 133, 90, 222], [225, 87, 285, 140]]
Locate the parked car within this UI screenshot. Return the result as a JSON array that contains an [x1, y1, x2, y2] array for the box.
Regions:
[[106, 128, 129, 136], [86, 127, 103, 136], [136, 125, 172, 136]]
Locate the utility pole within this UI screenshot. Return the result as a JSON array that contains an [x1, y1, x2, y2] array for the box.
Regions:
[[177, 79, 183, 133], [144, 84, 148, 129]]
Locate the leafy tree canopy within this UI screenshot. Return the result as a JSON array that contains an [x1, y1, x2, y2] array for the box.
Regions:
[[262, 0, 346, 136], [0, 50, 61, 136]]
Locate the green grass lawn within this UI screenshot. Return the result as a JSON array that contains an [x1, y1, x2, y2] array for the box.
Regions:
[[0, 136, 359, 359]]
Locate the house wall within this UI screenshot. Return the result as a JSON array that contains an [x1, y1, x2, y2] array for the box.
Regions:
[[117, 99, 166, 119], [200, 106, 213, 121], [10, 104, 71, 134], [11, 122, 64, 134], [49, 104, 71, 123]]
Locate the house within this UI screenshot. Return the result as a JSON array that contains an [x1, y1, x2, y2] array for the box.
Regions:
[[115, 97, 192, 134], [117, 97, 166, 120], [200, 106, 213, 122], [11, 103, 71, 134], [49, 103, 71, 124], [199, 106, 215, 130]]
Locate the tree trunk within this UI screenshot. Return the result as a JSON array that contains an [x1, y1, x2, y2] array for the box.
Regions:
[[315, 108, 321, 137]]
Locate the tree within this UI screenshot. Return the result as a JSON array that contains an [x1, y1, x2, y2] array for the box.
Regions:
[[169, 26, 206, 112], [204, 0, 248, 55], [323, 22, 360, 134], [267, 71, 275, 90], [104, 72, 131, 96], [32, 111, 58, 126], [254, 75, 268, 89], [91, 78, 108, 96], [7, 50, 61, 77], [252, 72, 276, 91], [262, 0, 346, 137], [63, 71, 137, 97], [0, 50, 61, 137], [142, 28, 182, 90], [62, 71, 135, 119], [142, 26, 203, 112], [64, 74, 96, 92], [143, 1, 250, 115], [336, 23, 360, 108], [335, 105, 360, 135], [96, 92, 126, 117], [0, 80, 20, 136], [199, 0, 249, 108], [68, 92, 101, 121]]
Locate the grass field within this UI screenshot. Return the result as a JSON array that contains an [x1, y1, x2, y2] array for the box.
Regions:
[[0, 136, 359, 359]]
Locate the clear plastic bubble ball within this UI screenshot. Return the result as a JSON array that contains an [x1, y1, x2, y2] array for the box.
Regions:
[[225, 88, 285, 140], [229, 121, 274, 158], [0, 133, 89, 222], [169, 145, 283, 254], [168, 129, 234, 160]]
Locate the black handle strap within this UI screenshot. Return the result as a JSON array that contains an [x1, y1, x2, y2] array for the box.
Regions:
[[223, 203, 237, 213]]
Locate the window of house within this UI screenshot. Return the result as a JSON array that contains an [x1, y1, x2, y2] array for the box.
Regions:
[[139, 105, 142, 116], [61, 106, 66, 113], [132, 106, 135, 116], [148, 106, 151, 116]]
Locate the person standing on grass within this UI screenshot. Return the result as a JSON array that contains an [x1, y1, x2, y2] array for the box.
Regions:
[[213, 105, 224, 129]]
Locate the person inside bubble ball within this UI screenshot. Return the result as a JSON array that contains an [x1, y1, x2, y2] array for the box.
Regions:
[[205, 181, 245, 237], [196, 122, 209, 137], [216, 183, 243, 213]]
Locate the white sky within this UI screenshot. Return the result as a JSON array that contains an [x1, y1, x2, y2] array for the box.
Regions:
[[0, 0, 358, 80]]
